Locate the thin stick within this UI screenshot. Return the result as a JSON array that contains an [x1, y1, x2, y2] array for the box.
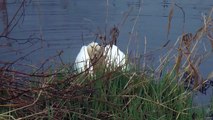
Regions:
[[143, 36, 147, 70], [105, 0, 109, 37], [126, 0, 143, 55]]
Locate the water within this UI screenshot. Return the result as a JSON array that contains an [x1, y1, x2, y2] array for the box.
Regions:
[[0, 0, 213, 104]]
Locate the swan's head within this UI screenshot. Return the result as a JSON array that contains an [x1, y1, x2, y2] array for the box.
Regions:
[[87, 42, 104, 60]]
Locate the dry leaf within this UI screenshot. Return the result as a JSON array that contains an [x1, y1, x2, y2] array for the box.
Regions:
[[207, 71, 213, 80], [193, 27, 205, 41], [167, 4, 174, 38]]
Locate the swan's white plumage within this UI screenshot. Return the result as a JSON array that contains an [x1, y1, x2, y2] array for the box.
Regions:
[[104, 44, 126, 68], [74, 45, 92, 73]]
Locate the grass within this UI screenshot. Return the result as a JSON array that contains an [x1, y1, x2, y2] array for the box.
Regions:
[[0, 65, 209, 119]]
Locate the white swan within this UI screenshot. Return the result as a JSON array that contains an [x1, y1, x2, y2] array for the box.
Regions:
[[74, 42, 127, 74]]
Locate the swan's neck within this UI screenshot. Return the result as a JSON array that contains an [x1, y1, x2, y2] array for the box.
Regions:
[[87, 45, 106, 72]]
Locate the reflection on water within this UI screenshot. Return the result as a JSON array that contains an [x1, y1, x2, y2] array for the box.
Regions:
[[0, 0, 212, 104]]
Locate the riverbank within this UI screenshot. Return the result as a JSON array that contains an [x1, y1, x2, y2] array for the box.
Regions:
[[1, 61, 213, 119]]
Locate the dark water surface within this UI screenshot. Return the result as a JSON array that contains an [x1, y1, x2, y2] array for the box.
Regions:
[[0, 0, 213, 105]]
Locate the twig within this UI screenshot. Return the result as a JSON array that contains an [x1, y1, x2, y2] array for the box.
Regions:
[[143, 36, 147, 70], [126, 0, 143, 55]]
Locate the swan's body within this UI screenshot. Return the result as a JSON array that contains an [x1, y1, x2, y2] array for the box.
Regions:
[[74, 42, 126, 74], [104, 45, 126, 69], [74, 45, 92, 73]]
